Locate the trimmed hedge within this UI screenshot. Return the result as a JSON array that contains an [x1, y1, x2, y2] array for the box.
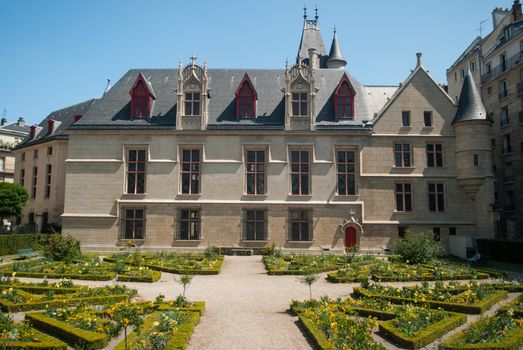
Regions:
[[159, 301, 206, 316], [477, 239, 523, 264], [0, 233, 46, 256], [117, 269, 161, 283], [297, 314, 334, 350], [266, 265, 343, 275], [0, 294, 129, 312], [440, 320, 523, 349], [2, 270, 116, 281], [2, 327, 67, 349], [372, 272, 490, 282], [113, 310, 202, 350], [25, 312, 108, 349], [0, 284, 80, 294], [354, 287, 508, 314], [379, 312, 467, 349], [104, 256, 224, 275]]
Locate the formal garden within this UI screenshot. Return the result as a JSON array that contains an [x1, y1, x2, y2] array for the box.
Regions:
[[0, 230, 522, 349]]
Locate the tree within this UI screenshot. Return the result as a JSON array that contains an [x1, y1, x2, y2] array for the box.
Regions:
[[176, 274, 193, 298], [0, 183, 28, 221], [300, 272, 319, 300], [393, 230, 444, 264]]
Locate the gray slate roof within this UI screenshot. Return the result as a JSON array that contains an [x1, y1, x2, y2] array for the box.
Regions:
[[0, 122, 31, 134], [72, 68, 397, 130], [17, 99, 97, 148], [452, 70, 487, 124]]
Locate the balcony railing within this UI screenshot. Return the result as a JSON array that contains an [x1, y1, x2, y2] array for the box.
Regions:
[[481, 51, 523, 84]]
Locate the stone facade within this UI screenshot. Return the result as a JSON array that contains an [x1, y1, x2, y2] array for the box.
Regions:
[[16, 11, 496, 252]]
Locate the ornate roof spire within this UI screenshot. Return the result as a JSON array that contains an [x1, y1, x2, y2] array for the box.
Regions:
[[297, 6, 326, 67], [303, 5, 307, 20], [326, 27, 347, 69], [452, 65, 488, 124]]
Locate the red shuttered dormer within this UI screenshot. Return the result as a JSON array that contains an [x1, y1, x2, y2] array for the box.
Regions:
[[235, 73, 257, 119], [130, 73, 157, 118], [334, 73, 356, 120]]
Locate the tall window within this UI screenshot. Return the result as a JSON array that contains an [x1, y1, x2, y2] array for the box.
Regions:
[[244, 209, 266, 241], [500, 53, 507, 72], [334, 76, 355, 119], [246, 149, 265, 195], [236, 75, 256, 118], [0, 157, 4, 171], [21, 152, 25, 161], [291, 81, 308, 117], [290, 149, 310, 195], [33, 149, 38, 158], [503, 162, 513, 182], [502, 134, 512, 154], [131, 80, 150, 117], [433, 227, 441, 241], [20, 169, 25, 187], [424, 111, 432, 127], [179, 209, 200, 240], [289, 209, 311, 241], [45, 165, 52, 198], [428, 183, 445, 212], [122, 208, 145, 240], [127, 150, 146, 194], [181, 149, 200, 194], [394, 143, 412, 167], [336, 150, 356, 195], [427, 143, 443, 167], [500, 106, 509, 126], [184, 83, 201, 116], [402, 111, 410, 127], [395, 183, 412, 212], [31, 167, 37, 199], [499, 80, 508, 98], [47, 146, 53, 156]]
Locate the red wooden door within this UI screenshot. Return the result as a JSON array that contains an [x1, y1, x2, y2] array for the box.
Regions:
[[345, 227, 357, 248]]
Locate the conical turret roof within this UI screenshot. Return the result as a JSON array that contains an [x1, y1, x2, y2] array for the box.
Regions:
[[327, 31, 346, 66], [452, 68, 487, 124]]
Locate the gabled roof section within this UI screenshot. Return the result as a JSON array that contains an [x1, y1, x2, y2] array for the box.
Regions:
[[447, 36, 482, 72], [130, 73, 157, 99], [15, 98, 97, 149], [372, 54, 455, 125], [235, 73, 258, 99], [334, 73, 355, 96], [452, 68, 488, 124]]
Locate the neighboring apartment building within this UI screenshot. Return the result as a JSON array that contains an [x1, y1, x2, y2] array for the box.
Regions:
[[33, 11, 494, 253], [447, 0, 523, 239], [0, 117, 30, 183], [13, 100, 96, 231]]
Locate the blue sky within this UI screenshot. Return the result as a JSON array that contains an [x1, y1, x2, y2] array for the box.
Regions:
[[0, 0, 515, 125]]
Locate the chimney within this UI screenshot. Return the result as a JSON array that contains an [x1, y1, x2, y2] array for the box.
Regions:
[[492, 7, 510, 29], [416, 52, 423, 68], [73, 114, 82, 122], [308, 48, 318, 69], [29, 125, 36, 139], [1, 117, 7, 126], [47, 119, 55, 134], [17, 117, 25, 126], [513, 0, 522, 20]]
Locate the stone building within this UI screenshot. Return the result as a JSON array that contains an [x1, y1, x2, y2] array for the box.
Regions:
[[0, 116, 30, 183], [13, 100, 96, 231], [447, 0, 523, 239], [16, 11, 495, 252]]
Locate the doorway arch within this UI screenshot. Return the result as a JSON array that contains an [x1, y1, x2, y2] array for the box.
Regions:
[[344, 226, 357, 248]]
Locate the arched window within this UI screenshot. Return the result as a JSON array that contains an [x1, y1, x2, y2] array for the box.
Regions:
[[291, 80, 309, 117], [130, 73, 156, 118], [334, 74, 356, 119], [235, 74, 257, 119]]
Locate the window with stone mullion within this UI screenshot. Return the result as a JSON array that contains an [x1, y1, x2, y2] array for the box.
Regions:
[[127, 150, 146, 194], [427, 143, 443, 167], [291, 93, 308, 116], [428, 183, 445, 212], [185, 92, 201, 116], [336, 150, 356, 195], [244, 209, 266, 241], [246, 150, 265, 195], [289, 209, 311, 241], [123, 208, 145, 240], [395, 183, 412, 212], [290, 150, 309, 195], [394, 143, 412, 167], [181, 149, 200, 194], [179, 209, 200, 240]]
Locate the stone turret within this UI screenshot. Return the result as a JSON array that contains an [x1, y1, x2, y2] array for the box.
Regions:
[[326, 29, 346, 69], [452, 67, 495, 238]]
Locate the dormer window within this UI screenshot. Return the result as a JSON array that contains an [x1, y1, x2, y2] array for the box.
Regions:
[[235, 74, 257, 118], [291, 81, 309, 116], [334, 74, 356, 119], [130, 73, 156, 118], [184, 83, 201, 116]]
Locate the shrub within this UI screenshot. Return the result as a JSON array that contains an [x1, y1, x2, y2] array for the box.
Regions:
[[45, 234, 81, 262], [393, 230, 444, 264], [0, 234, 46, 256]]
